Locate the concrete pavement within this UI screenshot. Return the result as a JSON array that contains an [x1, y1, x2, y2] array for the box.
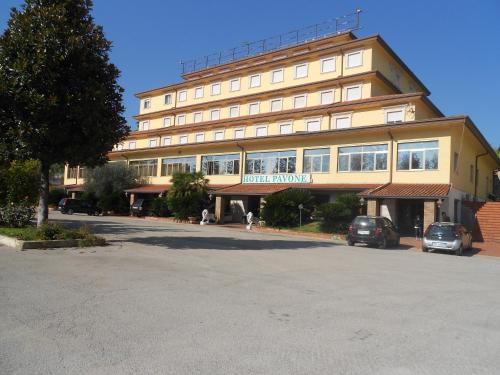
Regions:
[[1, 212, 500, 374]]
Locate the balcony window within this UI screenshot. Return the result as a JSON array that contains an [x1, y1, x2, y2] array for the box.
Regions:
[[176, 114, 186, 125], [320, 90, 334, 105], [306, 118, 321, 132], [249, 74, 261, 88], [295, 63, 308, 79], [178, 90, 187, 102], [271, 68, 284, 83], [210, 109, 220, 121], [202, 153, 240, 175], [270, 99, 282, 112], [245, 150, 296, 174], [384, 106, 405, 123], [128, 141, 136, 150], [143, 98, 151, 109], [304, 148, 330, 173], [162, 137, 171, 146], [214, 130, 224, 141], [194, 86, 204, 99], [338, 144, 388, 172], [163, 117, 172, 127], [230, 78, 240, 92], [397, 141, 439, 171], [255, 125, 267, 137], [195, 133, 205, 143], [179, 135, 188, 144], [211, 82, 221, 96], [161, 156, 196, 176], [193, 112, 203, 123], [164, 94, 172, 105], [332, 113, 352, 129], [293, 94, 307, 109], [321, 57, 336, 73], [346, 50, 363, 68], [229, 105, 240, 118], [149, 139, 157, 148], [344, 84, 362, 101], [248, 102, 260, 115], [279, 123, 293, 135], [234, 128, 244, 139]]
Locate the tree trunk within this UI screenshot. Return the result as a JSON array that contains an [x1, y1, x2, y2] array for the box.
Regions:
[[37, 163, 50, 227]]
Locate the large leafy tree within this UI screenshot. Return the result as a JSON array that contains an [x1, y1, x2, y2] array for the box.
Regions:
[[0, 0, 129, 225]]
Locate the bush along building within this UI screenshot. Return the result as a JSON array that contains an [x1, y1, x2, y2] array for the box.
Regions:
[[64, 22, 499, 235]]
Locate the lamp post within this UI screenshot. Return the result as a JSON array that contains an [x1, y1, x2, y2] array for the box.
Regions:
[[437, 199, 443, 222], [298, 203, 304, 228]]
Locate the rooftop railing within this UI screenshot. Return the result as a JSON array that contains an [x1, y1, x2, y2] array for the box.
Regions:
[[180, 9, 362, 75]]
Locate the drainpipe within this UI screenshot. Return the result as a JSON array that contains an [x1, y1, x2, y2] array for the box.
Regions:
[[474, 152, 488, 201], [339, 49, 344, 102], [387, 131, 394, 184]]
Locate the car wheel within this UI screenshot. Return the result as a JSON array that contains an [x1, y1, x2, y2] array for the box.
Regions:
[[347, 239, 355, 246], [67, 209, 74, 215], [378, 237, 387, 249], [422, 246, 429, 252], [456, 246, 464, 256]]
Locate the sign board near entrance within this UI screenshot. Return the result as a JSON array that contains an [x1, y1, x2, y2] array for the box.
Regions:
[[242, 174, 311, 184]]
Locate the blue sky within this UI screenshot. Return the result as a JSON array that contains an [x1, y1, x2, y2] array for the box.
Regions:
[[1, 0, 499, 147]]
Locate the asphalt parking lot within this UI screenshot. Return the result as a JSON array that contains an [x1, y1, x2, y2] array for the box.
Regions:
[[1, 212, 500, 375]]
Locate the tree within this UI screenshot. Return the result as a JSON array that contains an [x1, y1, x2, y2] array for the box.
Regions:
[[167, 172, 209, 220], [315, 194, 361, 233], [260, 189, 314, 228], [0, 160, 40, 206], [0, 0, 129, 226], [497, 146, 500, 158], [83, 163, 138, 213]]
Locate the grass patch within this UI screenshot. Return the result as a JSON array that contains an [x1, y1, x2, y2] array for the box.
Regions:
[[0, 223, 106, 246], [288, 221, 324, 233]]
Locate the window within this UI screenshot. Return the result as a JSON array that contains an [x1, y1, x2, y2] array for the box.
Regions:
[[129, 159, 158, 177], [230, 78, 240, 92], [214, 130, 224, 141], [344, 84, 362, 101], [271, 68, 284, 83], [128, 141, 136, 150], [306, 118, 321, 132], [229, 105, 240, 118], [397, 141, 439, 171], [270, 98, 282, 112], [67, 167, 78, 179], [248, 102, 260, 115], [454, 152, 459, 172], [293, 94, 307, 108], [279, 123, 292, 135], [234, 128, 244, 139], [346, 50, 363, 68], [78, 167, 87, 179], [178, 90, 187, 102], [193, 112, 203, 123], [321, 57, 336, 73], [163, 117, 172, 127], [304, 148, 330, 173], [161, 157, 196, 176], [255, 125, 268, 137], [211, 82, 221, 96], [332, 113, 352, 129], [338, 144, 388, 172], [194, 86, 204, 99], [295, 63, 308, 79], [140, 121, 149, 131], [210, 109, 220, 121], [385, 106, 405, 123], [162, 137, 171, 146], [320, 90, 334, 105], [176, 114, 186, 125], [149, 139, 157, 148], [245, 150, 296, 174], [249, 74, 261, 88], [469, 165, 474, 183], [116, 144, 124, 151], [164, 94, 172, 105], [202, 153, 240, 175], [195, 133, 205, 143], [179, 135, 188, 144], [143, 98, 151, 109]]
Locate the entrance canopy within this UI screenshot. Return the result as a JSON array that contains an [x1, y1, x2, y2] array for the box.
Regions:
[[215, 183, 379, 196], [360, 183, 450, 199]]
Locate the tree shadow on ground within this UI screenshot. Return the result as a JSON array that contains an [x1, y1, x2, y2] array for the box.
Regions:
[[115, 235, 336, 251]]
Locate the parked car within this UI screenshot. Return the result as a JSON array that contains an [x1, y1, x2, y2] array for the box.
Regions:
[[422, 222, 472, 256], [58, 198, 101, 216], [347, 216, 400, 248], [130, 198, 151, 217]]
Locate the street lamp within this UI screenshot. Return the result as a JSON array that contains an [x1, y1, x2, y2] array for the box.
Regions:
[[437, 199, 443, 222], [298, 203, 304, 228]]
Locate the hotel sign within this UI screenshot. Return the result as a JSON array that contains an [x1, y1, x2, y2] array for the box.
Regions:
[[242, 174, 311, 184]]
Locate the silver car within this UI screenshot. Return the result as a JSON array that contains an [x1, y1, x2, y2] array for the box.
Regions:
[[422, 222, 473, 256]]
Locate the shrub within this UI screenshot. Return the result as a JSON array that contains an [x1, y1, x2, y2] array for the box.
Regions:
[[0, 204, 35, 228], [48, 188, 67, 206], [37, 222, 67, 240], [151, 195, 169, 217], [0, 160, 40, 206], [260, 189, 314, 228], [315, 194, 361, 233], [167, 172, 208, 220]]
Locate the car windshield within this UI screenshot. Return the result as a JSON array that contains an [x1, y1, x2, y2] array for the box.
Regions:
[[354, 217, 377, 227], [428, 225, 455, 236]]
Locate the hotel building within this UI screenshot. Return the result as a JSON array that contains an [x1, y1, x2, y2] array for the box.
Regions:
[[65, 29, 499, 233]]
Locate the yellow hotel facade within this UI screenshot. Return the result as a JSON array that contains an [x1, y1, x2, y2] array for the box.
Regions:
[[65, 31, 499, 233]]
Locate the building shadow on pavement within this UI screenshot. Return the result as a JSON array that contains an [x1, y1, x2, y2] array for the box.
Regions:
[[116, 235, 336, 251]]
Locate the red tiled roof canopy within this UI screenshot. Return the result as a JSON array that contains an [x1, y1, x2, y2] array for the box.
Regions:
[[360, 183, 450, 199], [215, 183, 380, 196], [125, 184, 230, 194], [65, 184, 84, 192]]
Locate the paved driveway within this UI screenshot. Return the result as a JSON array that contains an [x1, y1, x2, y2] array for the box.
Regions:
[[1, 212, 500, 375]]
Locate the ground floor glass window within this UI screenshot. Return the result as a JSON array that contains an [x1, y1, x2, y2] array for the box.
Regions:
[[202, 154, 240, 175], [338, 144, 388, 172], [129, 159, 158, 177], [397, 141, 438, 170], [161, 157, 196, 176], [303, 148, 330, 173], [245, 150, 296, 174]]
